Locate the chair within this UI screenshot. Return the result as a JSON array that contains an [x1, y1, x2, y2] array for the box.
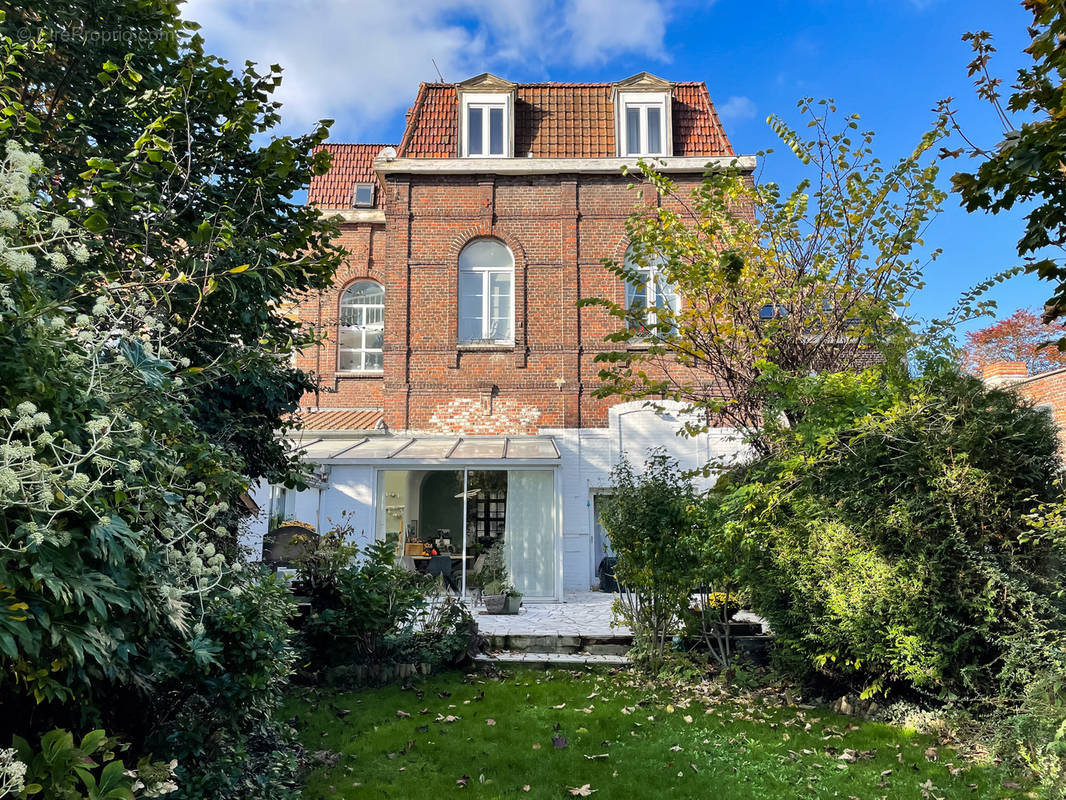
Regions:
[[426, 555, 458, 592]]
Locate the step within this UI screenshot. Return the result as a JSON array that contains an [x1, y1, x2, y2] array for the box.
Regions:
[[475, 651, 631, 667], [483, 633, 632, 656]]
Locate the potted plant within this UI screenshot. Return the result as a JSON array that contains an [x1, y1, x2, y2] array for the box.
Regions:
[[479, 540, 522, 614]]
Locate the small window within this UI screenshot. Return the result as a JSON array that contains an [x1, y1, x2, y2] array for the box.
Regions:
[[624, 246, 678, 335], [353, 182, 375, 207], [458, 238, 514, 344], [619, 93, 668, 156], [462, 93, 510, 157], [339, 280, 385, 372]]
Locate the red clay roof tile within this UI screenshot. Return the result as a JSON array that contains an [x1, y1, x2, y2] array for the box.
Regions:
[[308, 143, 395, 208], [398, 81, 734, 158]]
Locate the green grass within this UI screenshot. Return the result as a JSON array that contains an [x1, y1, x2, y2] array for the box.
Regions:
[[284, 668, 1033, 799]]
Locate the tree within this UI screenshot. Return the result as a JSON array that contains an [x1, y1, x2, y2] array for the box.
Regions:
[[944, 1, 1066, 330], [0, 1, 346, 500], [582, 100, 946, 455], [963, 307, 1066, 375], [0, 7, 335, 796]]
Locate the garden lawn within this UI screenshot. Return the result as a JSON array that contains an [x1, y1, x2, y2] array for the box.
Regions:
[[284, 668, 1032, 800]]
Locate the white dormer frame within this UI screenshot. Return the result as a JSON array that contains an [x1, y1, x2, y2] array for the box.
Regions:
[[457, 73, 516, 158], [613, 72, 674, 158]]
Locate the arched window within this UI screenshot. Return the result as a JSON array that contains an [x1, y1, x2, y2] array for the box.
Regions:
[[458, 238, 514, 344], [624, 245, 679, 333], [339, 280, 384, 372]]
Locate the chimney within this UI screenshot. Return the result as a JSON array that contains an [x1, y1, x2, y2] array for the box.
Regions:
[[981, 361, 1028, 387]]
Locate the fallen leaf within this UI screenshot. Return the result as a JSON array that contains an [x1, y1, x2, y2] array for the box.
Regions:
[[532, 743, 541, 750], [486, 719, 496, 726], [522, 786, 530, 793], [568, 785, 597, 796], [553, 734, 569, 749], [584, 753, 609, 760], [925, 747, 939, 762], [683, 715, 693, 724], [396, 710, 411, 719], [456, 776, 469, 788], [552, 703, 566, 709]]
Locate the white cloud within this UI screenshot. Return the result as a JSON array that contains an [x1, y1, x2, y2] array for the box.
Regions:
[[180, 0, 671, 138], [716, 95, 756, 123]]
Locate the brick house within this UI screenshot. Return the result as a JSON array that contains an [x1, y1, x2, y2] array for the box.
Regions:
[[245, 73, 755, 600], [982, 361, 1066, 452]]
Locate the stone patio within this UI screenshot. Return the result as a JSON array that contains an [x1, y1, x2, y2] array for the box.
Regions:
[[474, 591, 630, 638]]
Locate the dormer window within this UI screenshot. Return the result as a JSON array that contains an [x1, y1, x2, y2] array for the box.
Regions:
[[619, 92, 668, 156], [352, 182, 375, 207], [456, 74, 516, 158], [462, 94, 510, 157], [613, 73, 674, 158]]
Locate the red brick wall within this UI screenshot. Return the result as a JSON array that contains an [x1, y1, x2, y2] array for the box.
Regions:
[[1013, 369, 1066, 452], [293, 221, 387, 410], [297, 171, 719, 433]]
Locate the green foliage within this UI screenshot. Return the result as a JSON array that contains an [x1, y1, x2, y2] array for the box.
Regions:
[[296, 524, 428, 669], [945, 4, 1066, 326], [151, 572, 299, 800], [721, 368, 1066, 700], [0, 6, 338, 798], [599, 451, 701, 670], [582, 100, 945, 454], [10, 727, 176, 799], [386, 590, 479, 672], [479, 539, 519, 597], [999, 661, 1066, 799]]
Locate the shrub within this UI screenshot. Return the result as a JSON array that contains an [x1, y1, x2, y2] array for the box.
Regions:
[[295, 522, 427, 669], [149, 572, 299, 800], [599, 450, 701, 670], [725, 369, 1066, 699], [9, 728, 176, 799]]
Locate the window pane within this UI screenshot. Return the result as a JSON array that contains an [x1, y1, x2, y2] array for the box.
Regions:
[[364, 305, 383, 325], [489, 107, 504, 155], [646, 107, 662, 154], [459, 271, 484, 341], [338, 328, 360, 349], [459, 238, 514, 270], [468, 106, 483, 155], [488, 271, 513, 341], [626, 106, 641, 155], [354, 183, 374, 206], [365, 328, 384, 350], [344, 281, 384, 304], [339, 305, 363, 326], [338, 349, 359, 371], [365, 351, 383, 371], [625, 270, 649, 312]]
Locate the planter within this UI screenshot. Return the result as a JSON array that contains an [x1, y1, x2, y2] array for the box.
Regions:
[[483, 594, 522, 614]]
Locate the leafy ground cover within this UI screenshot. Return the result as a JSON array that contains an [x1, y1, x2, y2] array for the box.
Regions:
[[284, 668, 1034, 799]]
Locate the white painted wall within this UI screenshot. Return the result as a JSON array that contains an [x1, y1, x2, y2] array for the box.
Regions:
[[245, 403, 747, 596], [545, 400, 748, 592]]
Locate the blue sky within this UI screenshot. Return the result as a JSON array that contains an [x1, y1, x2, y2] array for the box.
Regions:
[[183, 0, 1045, 335]]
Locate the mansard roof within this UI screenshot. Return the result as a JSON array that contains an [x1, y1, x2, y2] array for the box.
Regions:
[[397, 78, 734, 158]]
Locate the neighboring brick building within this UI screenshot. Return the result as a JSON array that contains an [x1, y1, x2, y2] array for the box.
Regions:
[[247, 73, 755, 599], [982, 361, 1066, 452]]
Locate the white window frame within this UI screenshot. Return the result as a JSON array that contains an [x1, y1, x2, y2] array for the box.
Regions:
[[338, 280, 385, 373], [618, 91, 670, 157], [625, 249, 679, 334], [461, 92, 511, 158], [458, 240, 514, 345], [352, 181, 375, 208]]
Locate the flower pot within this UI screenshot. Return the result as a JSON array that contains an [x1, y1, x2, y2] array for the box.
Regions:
[[483, 593, 507, 614], [504, 594, 522, 614]]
